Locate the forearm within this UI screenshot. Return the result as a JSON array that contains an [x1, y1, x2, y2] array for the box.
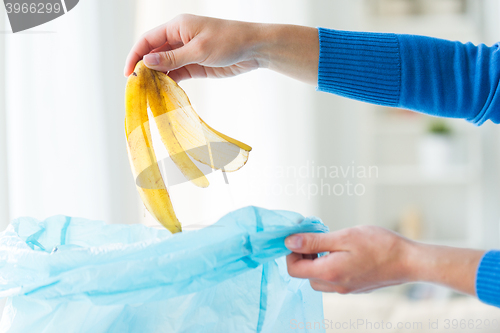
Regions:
[[255, 24, 319, 85], [406, 242, 485, 296]]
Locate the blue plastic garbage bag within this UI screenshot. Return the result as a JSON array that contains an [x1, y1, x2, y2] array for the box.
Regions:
[[0, 206, 328, 333]]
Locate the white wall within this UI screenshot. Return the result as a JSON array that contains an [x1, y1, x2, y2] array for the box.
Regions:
[[307, 0, 370, 231], [0, 0, 139, 226]]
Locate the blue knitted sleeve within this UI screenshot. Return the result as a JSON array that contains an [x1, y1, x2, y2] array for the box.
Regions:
[[317, 28, 500, 125], [476, 251, 500, 307]]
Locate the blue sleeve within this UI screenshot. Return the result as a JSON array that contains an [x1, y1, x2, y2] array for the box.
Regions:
[[317, 28, 500, 125], [476, 250, 500, 307]]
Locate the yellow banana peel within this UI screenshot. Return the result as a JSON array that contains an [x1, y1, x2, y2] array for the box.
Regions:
[[125, 63, 181, 233], [125, 61, 252, 232]]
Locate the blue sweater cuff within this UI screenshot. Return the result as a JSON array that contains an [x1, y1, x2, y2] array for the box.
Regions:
[[476, 250, 500, 307], [317, 28, 401, 106]]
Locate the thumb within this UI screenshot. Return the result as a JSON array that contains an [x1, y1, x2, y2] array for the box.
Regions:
[[143, 43, 202, 72], [285, 233, 333, 254]]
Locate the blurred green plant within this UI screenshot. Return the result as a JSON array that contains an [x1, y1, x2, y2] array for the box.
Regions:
[[427, 119, 452, 135]]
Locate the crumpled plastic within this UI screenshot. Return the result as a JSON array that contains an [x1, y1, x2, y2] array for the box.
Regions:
[[0, 206, 328, 333]]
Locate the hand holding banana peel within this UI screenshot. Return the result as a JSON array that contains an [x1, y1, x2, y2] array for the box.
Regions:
[[125, 61, 251, 233]]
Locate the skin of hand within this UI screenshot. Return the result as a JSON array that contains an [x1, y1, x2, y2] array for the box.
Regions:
[[285, 227, 485, 296], [124, 14, 319, 84]]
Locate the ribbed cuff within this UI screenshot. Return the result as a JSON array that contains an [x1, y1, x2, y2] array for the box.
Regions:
[[476, 250, 500, 307], [317, 28, 401, 106]]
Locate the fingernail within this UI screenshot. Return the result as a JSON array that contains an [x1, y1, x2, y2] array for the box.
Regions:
[[144, 53, 160, 66], [285, 235, 303, 250]]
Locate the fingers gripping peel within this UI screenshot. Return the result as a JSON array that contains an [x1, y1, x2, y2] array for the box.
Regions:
[[125, 61, 252, 231], [125, 63, 181, 233]]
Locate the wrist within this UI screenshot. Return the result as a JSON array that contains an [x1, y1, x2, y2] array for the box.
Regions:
[[394, 237, 421, 284], [403, 241, 431, 283], [405, 241, 485, 296], [251, 23, 319, 84], [250, 23, 280, 69]]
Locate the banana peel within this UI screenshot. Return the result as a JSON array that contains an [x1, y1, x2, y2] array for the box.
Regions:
[[125, 61, 252, 232], [125, 63, 181, 233], [145, 68, 210, 188], [151, 71, 251, 172]]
